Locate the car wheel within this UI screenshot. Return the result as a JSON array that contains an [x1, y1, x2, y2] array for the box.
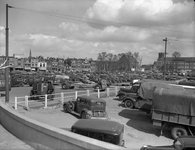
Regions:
[[124, 100, 134, 109], [68, 101, 75, 112], [81, 111, 86, 119], [63, 104, 68, 113], [171, 126, 188, 139], [62, 84, 66, 89]]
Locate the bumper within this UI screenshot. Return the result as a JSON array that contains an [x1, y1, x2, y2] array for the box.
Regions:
[[87, 116, 110, 120]]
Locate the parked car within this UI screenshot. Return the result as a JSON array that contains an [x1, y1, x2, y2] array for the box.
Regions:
[[71, 119, 125, 147], [94, 79, 109, 91], [140, 136, 195, 150], [63, 95, 109, 119], [116, 81, 140, 100], [29, 81, 55, 100], [61, 80, 75, 89]]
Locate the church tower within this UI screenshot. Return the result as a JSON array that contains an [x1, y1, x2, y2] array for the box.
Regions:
[[29, 49, 32, 62]]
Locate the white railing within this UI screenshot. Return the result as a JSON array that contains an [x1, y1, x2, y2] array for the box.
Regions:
[[14, 86, 119, 110]]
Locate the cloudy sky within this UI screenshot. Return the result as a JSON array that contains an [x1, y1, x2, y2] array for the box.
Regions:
[[0, 0, 194, 64]]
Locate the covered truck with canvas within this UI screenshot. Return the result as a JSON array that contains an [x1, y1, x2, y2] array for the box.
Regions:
[[151, 87, 195, 139]]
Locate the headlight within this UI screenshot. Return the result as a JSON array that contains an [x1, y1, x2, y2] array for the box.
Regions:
[[140, 145, 148, 150], [86, 111, 93, 117], [174, 140, 182, 150]]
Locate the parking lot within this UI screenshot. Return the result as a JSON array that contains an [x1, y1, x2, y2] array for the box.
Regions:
[[12, 85, 174, 149]]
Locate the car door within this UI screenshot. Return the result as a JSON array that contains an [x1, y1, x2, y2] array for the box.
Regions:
[[76, 98, 86, 114]]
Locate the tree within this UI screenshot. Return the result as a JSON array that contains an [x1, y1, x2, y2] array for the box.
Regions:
[[97, 52, 108, 61], [172, 51, 181, 58], [172, 51, 181, 72]]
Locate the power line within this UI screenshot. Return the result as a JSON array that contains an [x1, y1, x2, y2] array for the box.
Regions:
[[167, 38, 194, 43], [11, 6, 195, 37]]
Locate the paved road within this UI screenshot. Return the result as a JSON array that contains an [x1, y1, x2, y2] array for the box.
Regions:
[[0, 123, 35, 150]]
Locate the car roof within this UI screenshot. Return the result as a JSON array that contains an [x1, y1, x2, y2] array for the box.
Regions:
[[71, 119, 124, 135], [177, 136, 195, 148], [78, 95, 106, 103]]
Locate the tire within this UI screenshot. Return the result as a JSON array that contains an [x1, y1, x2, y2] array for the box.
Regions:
[[171, 126, 188, 139], [62, 84, 67, 89], [63, 104, 68, 113], [124, 100, 134, 109], [94, 85, 100, 89], [81, 111, 86, 119], [68, 101, 75, 112]]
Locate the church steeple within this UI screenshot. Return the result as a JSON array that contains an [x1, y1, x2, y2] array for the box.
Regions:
[[29, 49, 32, 62]]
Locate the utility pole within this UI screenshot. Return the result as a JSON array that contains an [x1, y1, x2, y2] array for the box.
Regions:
[[163, 37, 167, 80], [5, 4, 13, 103]]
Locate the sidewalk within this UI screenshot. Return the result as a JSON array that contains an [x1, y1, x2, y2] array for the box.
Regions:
[[0, 124, 35, 150]]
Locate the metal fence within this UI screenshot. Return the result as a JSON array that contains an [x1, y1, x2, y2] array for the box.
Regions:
[[14, 86, 119, 110]]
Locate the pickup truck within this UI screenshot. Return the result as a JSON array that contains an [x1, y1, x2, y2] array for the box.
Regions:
[[151, 87, 195, 139]]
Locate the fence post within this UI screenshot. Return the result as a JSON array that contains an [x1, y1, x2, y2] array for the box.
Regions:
[[25, 96, 29, 109], [61, 92, 64, 104], [97, 89, 100, 98], [44, 94, 48, 108], [75, 91, 78, 99], [87, 90, 90, 96], [115, 86, 118, 96], [14, 97, 17, 110], [107, 88, 110, 97]]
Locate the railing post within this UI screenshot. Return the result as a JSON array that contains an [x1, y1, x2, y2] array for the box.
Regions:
[[115, 86, 118, 96], [87, 90, 90, 96], [14, 97, 17, 110], [107, 88, 110, 97], [44, 94, 48, 108], [75, 91, 78, 99], [25, 96, 29, 109], [97, 89, 100, 98], [61, 92, 64, 104]]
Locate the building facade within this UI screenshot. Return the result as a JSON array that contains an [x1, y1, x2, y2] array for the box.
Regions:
[[153, 53, 195, 73]]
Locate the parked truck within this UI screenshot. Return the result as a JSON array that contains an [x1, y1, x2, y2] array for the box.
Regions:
[[120, 79, 185, 109], [151, 87, 195, 139]]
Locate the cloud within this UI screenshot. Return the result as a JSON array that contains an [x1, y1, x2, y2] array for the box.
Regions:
[[85, 0, 194, 27]]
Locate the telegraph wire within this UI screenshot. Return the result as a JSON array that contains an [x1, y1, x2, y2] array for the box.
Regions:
[[167, 38, 194, 43]]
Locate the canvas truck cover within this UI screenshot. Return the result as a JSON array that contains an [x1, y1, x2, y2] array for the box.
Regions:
[[138, 80, 185, 100], [153, 87, 195, 116]]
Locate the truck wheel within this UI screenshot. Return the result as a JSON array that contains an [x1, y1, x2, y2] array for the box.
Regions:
[[81, 111, 86, 119], [124, 100, 134, 109], [171, 126, 188, 139]]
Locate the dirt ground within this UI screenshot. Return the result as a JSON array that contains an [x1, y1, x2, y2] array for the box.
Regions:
[[17, 97, 174, 150]]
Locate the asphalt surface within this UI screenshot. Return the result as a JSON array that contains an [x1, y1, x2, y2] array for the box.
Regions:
[[0, 123, 35, 150]]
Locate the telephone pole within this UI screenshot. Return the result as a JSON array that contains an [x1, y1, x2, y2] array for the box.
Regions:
[[5, 4, 13, 103], [163, 37, 167, 80]]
